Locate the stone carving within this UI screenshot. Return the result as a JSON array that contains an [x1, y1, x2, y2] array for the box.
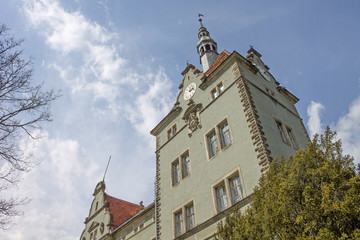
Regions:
[[188, 112, 199, 132], [183, 103, 202, 136]]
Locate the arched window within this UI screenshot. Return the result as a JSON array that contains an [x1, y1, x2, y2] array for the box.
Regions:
[[205, 44, 210, 51]]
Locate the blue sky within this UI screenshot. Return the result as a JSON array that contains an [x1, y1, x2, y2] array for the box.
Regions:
[[0, 1, 359, 239]]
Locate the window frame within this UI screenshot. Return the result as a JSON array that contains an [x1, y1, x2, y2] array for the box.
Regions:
[[286, 126, 299, 150], [205, 118, 233, 159], [212, 168, 245, 214], [210, 81, 225, 100], [181, 151, 191, 179], [276, 120, 288, 144], [171, 159, 180, 186], [275, 118, 299, 150], [167, 123, 178, 140], [174, 210, 184, 237], [170, 149, 191, 187], [172, 200, 196, 238], [185, 202, 195, 231], [215, 182, 228, 212]]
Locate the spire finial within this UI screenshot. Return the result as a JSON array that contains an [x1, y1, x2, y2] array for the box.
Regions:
[[198, 13, 204, 27]]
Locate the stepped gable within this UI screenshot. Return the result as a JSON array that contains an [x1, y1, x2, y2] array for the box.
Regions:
[[204, 50, 231, 76], [105, 194, 144, 229]]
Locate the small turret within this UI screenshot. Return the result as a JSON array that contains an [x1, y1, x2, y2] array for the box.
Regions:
[[197, 15, 219, 72]]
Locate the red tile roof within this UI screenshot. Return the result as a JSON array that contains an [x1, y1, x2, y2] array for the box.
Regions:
[[105, 194, 144, 229], [204, 50, 231, 76]]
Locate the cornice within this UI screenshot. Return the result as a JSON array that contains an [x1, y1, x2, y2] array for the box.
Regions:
[[276, 86, 299, 104], [150, 106, 182, 136]]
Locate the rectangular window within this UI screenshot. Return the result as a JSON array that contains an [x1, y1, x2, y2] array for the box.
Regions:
[[206, 118, 232, 158], [216, 184, 228, 212], [211, 88, 218, 99], [174, 211, 184, 237], [217, 82, 224, 94], [171, 150, 191, 186], [229, 175, 243, 204], [172, 124, 177, 136], [167, 129, 172, 140], [276, 121, 288, 144], [185, 204, 195, 231], [219, 121, 231, 148], [173, 201, 196, 237], [207, 131, 218, 158], [93, 230, 97, 240], [213, 170, 245, 214], [167, 123, 177, 140], [172, 160, 180, 186], [210, 82, 225, 100], [286, 127, 298, 149], [181, 152, 190, 178]]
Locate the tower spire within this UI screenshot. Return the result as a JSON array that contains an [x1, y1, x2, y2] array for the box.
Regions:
[[196, 15, 218, 72]]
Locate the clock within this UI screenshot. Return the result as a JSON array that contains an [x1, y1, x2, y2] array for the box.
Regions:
[[183, 82, 197, 100]]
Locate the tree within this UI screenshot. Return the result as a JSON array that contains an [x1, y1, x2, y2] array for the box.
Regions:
[[216, 127, 360, 240], [0, 24, 59, 229]]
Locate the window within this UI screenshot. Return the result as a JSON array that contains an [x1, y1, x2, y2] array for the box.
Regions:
[[185, 203, 195, 231], [286, 127, 298, 150], [276, 121, 288, 144], [181, 152, 190, 178], [276, 119, 299, 150], [171, 150, 191, 186], [229, 175, 243, 204], [171, 160, 180, 186], [213, 170, 244, 213], [174, 211, 184, 237], [219, 121, 231, 148], [207, 131, 218, 158], [206, 119, 232, 158], [167, 123, 177, 140], [90, 230, 97, 240], [173, 201, 196, 237], [210, 82, 225, 100], [95, 201, 98, 211], [211, 88, 218, 99], [217, 82, 224, 94], [215, 184, 228, 212]]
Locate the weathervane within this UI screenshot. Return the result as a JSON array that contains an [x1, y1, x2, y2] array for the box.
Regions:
[[198, 13, 204, 26]]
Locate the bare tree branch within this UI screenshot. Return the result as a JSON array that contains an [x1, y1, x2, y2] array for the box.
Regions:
[[0, 23, 60, 230]]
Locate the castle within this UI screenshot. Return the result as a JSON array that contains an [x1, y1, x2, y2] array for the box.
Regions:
[[79, 17, 309, 240]]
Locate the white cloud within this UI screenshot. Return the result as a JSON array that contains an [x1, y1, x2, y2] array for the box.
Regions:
[[125, 68, 174, 142], [0, 133, 101, 240], [307, 97, 360, 164], [334, 96, 360, 164], [307, 101, 325, 137]]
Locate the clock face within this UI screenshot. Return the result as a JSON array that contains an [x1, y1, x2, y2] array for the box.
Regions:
[[183, 82, 197, 100]]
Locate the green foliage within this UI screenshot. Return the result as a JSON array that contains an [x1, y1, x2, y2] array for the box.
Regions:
[[216, 127, 360, 240]]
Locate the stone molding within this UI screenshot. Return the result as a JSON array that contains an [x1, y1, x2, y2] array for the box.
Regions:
[[236, 76, 272, 172], [155, 151, 162, 239]]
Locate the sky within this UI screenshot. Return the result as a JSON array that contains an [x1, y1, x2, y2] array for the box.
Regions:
[[0, 0, 360, 239]]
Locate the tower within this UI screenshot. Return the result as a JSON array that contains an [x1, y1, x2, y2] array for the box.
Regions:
[[197, 16, 218, 72], [151, 20, 309, 239]]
